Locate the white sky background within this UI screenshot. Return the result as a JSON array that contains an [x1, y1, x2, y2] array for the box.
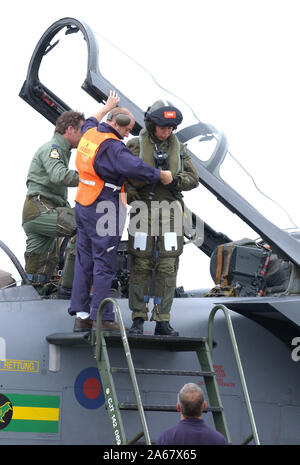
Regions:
[[1, 0, 300, 290]]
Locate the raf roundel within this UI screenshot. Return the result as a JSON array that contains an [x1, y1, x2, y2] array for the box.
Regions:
[[74, 367, 105, 409]]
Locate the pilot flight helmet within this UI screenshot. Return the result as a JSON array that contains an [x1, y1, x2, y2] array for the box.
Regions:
[[144, 99, 183, 134]]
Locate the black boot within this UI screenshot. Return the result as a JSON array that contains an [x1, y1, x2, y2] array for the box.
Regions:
[[155, 321, 179, 336], [129, 317, 144, 335]]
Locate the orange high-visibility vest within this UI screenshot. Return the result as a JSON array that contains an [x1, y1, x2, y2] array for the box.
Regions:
[[75, 127, 126, 206]]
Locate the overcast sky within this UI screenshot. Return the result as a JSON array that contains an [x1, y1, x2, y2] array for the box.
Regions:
[[1, 0, 299, 289]]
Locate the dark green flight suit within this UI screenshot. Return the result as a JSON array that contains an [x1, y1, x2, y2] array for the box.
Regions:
[[22, 132, 78, 287], [125, 129, 199, 322]]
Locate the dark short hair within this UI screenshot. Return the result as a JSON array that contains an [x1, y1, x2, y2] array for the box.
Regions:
[[178, 383, 205, 418], [55, 110, 85, 134]]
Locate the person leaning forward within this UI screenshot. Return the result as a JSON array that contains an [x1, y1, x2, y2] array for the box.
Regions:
[[125, 99, 199, 336], [157, 383, 228, 445], [22, 110, 85, 294], [68, 92, 173, 332]]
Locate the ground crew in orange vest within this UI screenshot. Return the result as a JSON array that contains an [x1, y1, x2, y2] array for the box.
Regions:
[[68, 91, 173, 332]]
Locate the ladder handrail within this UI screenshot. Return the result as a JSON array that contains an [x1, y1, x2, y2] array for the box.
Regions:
[[96, 297, 151, 445], [208, 304, 260, 445]]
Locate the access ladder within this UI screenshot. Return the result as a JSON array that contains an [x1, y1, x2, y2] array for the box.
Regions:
[[92, 298, 259, 445]]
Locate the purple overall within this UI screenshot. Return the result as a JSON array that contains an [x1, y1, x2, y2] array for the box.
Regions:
[[157, 418, 228, 445], [68, 119, 160, 321]]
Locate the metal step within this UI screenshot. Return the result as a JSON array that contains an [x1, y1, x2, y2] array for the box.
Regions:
[[104, 333, 208, 351], [111, 367, 215, 377], [119, 403, 223, 413], [46, 331, 215, 350]]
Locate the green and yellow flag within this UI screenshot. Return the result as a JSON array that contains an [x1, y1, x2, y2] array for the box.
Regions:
[[2, 393, 60, 434]]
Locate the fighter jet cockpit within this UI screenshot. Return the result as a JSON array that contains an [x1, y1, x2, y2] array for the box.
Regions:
[[11, 17, 300, 303]]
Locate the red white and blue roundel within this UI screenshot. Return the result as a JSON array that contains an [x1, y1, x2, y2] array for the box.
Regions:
[[74, 367, 105, 409]]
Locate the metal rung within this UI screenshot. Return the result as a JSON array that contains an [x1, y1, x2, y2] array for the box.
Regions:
[[111, 367, 215, 377], [119, 403, 223, 413]]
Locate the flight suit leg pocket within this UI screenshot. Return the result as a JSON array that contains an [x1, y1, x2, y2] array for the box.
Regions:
[[56, 207, 76, 237]]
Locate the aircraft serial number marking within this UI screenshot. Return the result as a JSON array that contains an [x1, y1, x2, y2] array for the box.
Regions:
[[0, 359, 39, 373]]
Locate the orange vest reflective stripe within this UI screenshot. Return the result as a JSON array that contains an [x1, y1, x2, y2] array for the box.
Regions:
[[75, 127, 126, 207]]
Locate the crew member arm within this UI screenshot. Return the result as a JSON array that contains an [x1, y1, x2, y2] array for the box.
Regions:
[[174, 151, 199, 191], [124, 138, 147, 202], [92, 90, 120, 122], [112, 141, 161, 184], [41, 153, 79, 187]]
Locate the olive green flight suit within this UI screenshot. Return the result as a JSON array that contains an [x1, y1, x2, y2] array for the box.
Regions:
[[125, 129, 199, 322], [22, 132, 78, 288]]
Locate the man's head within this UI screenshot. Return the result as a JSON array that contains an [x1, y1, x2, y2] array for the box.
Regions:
[[55, 110, 85, 148], [177, 383, 206, 419], [106, 107, 135, 139], [144, 99, 183, 141]]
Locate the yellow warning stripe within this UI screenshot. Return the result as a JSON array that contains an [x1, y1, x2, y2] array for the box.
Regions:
[[12, 406, 59, 422]]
